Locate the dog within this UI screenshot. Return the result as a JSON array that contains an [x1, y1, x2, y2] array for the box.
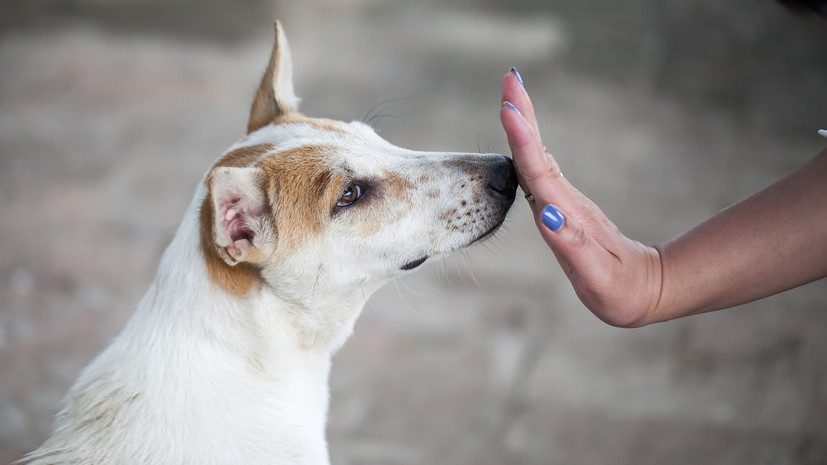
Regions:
[[22, 21, 517, 465]]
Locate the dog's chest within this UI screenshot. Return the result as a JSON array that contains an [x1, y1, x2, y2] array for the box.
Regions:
[[55, 324, 334, 465]]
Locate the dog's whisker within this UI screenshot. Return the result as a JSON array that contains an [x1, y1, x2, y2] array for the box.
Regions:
[[392, 278, 422, 316], [362, 97, 413, 127], [362, 99, 393, 123], [438, 256, 457, 288], [489, 236, 507, 252], [460, 251, 481, 288], [495, 227, 518, 245], [361, 286, 405, 329], [359, 287, 376, 314], [368, 112, 407, 128], [452, 255, 471, 287], [397, 274, 428, 298], [456, 251, 470, 281], [311, 264, 325, 304], [475, 136, 497, 155]]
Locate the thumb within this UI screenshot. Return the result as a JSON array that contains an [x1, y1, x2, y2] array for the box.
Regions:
[[536, 204, 609, 284]]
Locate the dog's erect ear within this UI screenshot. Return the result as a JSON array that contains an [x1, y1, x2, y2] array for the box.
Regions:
[[208, 166, 276, 266], [247, 20, 299, 134]]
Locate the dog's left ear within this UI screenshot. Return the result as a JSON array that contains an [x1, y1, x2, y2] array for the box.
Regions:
[[207, 166, 276, 266], [247, 20, 300, 134]]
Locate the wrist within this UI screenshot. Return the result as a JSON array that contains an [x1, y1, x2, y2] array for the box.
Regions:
[[649, 239, 695, 325], [622, 243, 664, 328], [591, 241, 664, 329], [642, 243, 667, 326]]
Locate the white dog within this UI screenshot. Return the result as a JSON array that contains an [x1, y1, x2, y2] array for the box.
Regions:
[[23, 21, 517, 465]]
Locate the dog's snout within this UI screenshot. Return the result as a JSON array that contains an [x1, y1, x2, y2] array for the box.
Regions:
[[487, 156, 518, 201]]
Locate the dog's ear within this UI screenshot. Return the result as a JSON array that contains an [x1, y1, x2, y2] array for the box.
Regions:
[[247, 20, 300, 134], [207, 166, 276, 266]]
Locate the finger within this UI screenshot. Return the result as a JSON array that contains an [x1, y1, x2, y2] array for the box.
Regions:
[[500, 102, 536, 195], [499, 73, 565, 190], [501, 69, 540, 136], [536, 204, 614, 291], [500, 101, 565, 206]]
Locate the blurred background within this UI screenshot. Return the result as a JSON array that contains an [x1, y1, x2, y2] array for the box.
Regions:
[[1, 0, 826, 463]]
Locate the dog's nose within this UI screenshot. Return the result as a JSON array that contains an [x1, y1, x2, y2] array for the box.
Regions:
[[487, 156, 518, 201]]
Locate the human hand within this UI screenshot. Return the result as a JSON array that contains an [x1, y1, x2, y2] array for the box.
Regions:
[[500, 69, 663, 327]]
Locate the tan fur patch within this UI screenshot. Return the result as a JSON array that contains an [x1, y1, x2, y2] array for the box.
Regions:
[[382, 170, 414, 203], [213, 143, 275, 169], [257, 145, 340, 250], [352, 170, 414, 237], [199, 144, 274, 296], [274, 113, 348, 134]]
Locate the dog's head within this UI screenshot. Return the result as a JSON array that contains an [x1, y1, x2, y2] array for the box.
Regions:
[[199, 22, 517, 312]]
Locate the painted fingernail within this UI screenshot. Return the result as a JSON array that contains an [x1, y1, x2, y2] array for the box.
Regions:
[[541, 204, 565, 232], [511, 67, 525, 88], [819, 129, 827, 139], [503, 101, 522, 116]]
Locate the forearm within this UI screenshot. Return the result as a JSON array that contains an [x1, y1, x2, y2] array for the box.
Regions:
[[650, 147, 827, 323]]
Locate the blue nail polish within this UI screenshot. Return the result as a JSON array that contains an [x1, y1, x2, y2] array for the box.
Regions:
[[511, 67, 525, 88], [542, 204, 565, 231], [504, 101, 522, 116]]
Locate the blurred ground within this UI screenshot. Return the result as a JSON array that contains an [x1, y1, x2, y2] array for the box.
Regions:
[[1, 0, 826, 463]]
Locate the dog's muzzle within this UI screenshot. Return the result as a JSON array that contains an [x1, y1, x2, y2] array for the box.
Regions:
[[399, 155, 518, 272]]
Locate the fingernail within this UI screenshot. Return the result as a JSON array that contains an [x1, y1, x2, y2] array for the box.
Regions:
[[503, 101, 522, 116], [819, 129, 827, 139], [541, 204, 565, 232], [511, 67, 525, 88]]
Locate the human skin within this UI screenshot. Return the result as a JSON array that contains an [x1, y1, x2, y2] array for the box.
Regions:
[[500, 69, 827, 328]]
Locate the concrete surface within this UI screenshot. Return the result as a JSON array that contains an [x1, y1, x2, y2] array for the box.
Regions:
[[1, 0, 826, 463]]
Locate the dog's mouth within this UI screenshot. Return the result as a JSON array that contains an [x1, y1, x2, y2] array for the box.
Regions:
[[399, 219, 506, 272], [400, 256, 429, 271]]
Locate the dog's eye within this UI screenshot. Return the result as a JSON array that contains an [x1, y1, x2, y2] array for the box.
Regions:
[[336, 183, 363, 208]]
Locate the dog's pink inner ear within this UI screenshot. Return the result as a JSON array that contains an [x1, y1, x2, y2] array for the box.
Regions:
[[209, 167, 274, 265], [222, 199, 254, 243]]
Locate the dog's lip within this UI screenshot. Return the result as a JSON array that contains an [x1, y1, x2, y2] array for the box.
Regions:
[[401, 213, 507, 271], [400, 256, 429, 271]]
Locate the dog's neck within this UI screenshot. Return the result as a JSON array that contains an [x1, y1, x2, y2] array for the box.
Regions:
[[47, 188, 370, 465]]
